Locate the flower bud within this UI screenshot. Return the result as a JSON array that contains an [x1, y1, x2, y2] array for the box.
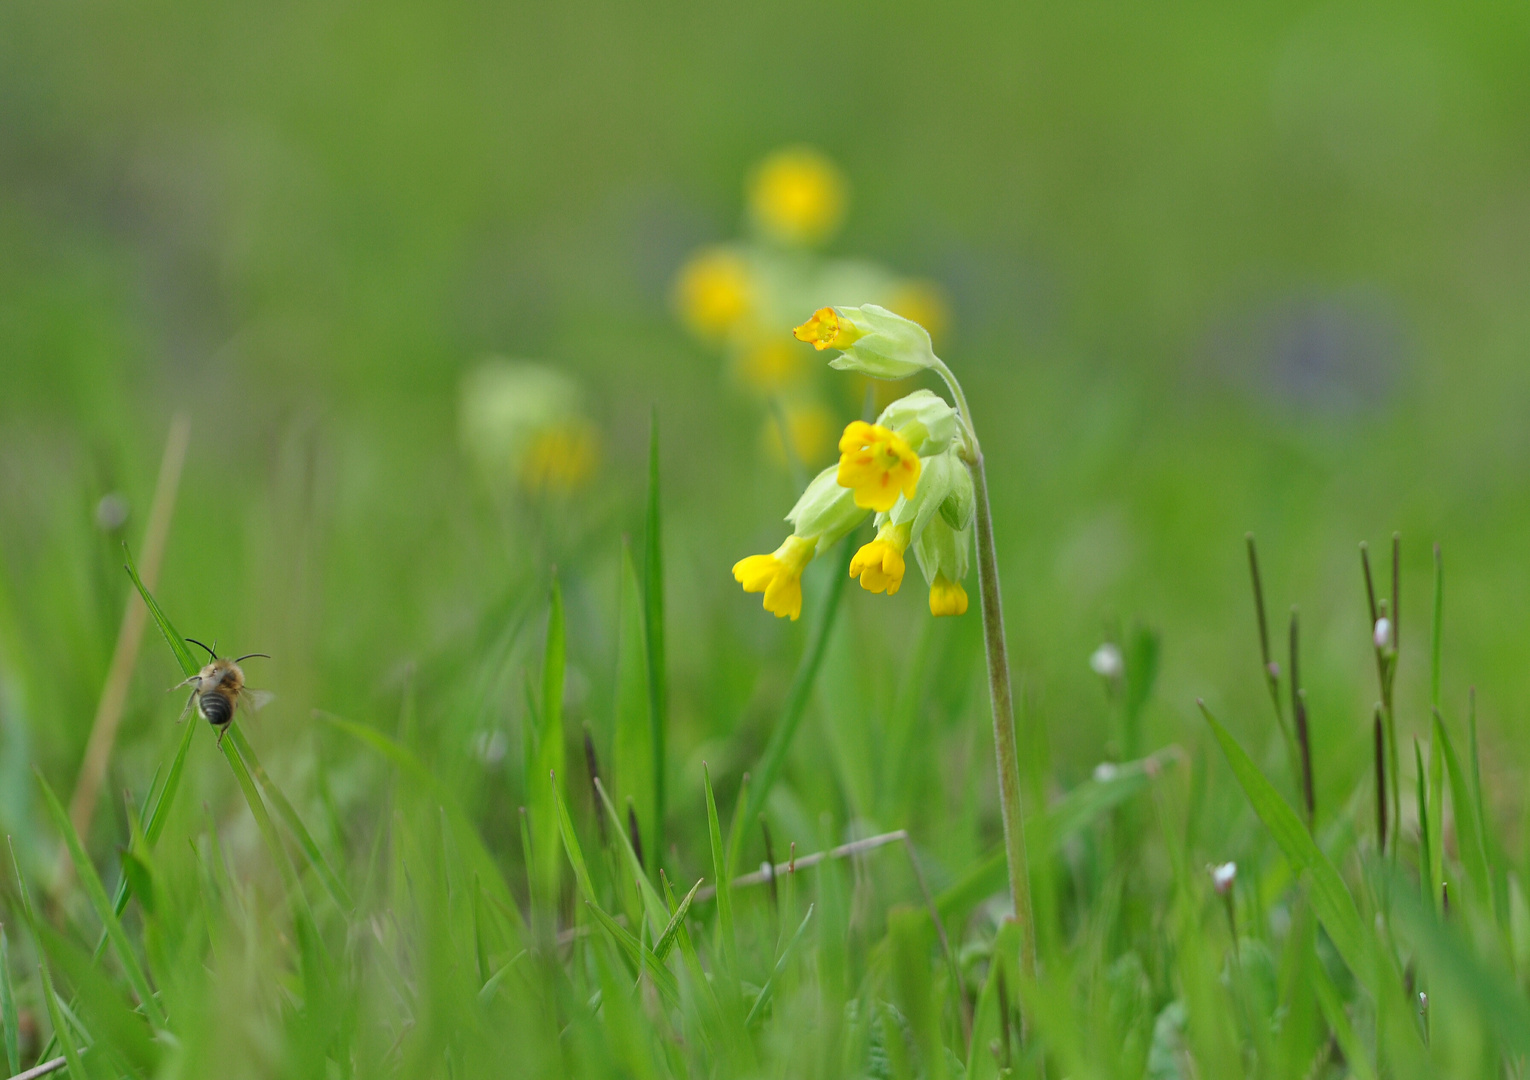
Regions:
[[911, 511, 971, 594], [1090, 643, 1124, 680], [1373, 617, 1391, 650], [786, 464, 870, 551], [1210, 862, 1237, 895], [875, 389, 959, 456], [794, 304, 938, 380]]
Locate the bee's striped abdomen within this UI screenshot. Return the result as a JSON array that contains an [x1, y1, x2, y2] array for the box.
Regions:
[[199, 692, 233, 727]]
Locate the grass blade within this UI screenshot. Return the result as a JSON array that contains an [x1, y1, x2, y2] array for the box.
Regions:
[[703, 763, 736, 975], [612, 539, 653, 867], [532, 580, 566, 907], [652, 878, 702, 962], [1430, 710, 1490, 913], [593, 777, 670, 935], [123, 545, 198, 678], [744, 903, 813, 1026], [552, 772, 596, 903], [0, 926, 16, 1075], [35, 770, 167, 1029], [742, 539, 854, 828], [9, 840, 87, 1080], [1199, 702, 1366, 979], [227, 724, 354, 917], [643, 410, 668, 869]]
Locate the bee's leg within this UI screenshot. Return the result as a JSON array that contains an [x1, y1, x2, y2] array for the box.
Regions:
[[177, 690, 198, 723], [169, 675, 198, 691], [216, 724, 228, 749]]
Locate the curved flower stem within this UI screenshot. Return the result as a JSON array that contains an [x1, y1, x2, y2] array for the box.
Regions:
[[932, 359, 1038, 981]]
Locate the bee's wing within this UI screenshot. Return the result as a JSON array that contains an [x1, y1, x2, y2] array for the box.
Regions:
[[238, 687, 275, 713]]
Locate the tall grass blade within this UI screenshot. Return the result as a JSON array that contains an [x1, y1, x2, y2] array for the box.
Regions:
[[227, 724, 353, 917], [1199, 702, 1366, 978], [592, 777, 669, 934], [744, 903, 813, 1026], [1430, 543, 1443, 710], [652, 878, 702, 962], [1413, 738, 1432, 910], [532, 579, 566, 907], [9, 840, 87, 1080], [703, 764, 737, 975], [742, 539, 854, 827], [0, 926, 16, 1075], [34, 770, 167, 1030], [1429, 710, 1489, 911], [612, 540, 653, 864], [643, 411, 668, 869]]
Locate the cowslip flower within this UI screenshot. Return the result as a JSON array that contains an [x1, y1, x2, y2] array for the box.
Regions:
[[849, 521, 911, 595], [748, 147, 847, 247], [459, 360, 600, 495], [794, 304, 937, 381], [928, 574, 969, 617], [733, 536, 817, 621], [734, 464, 868, 619], [836, 421, 920, 512], [674, 248, 753, 341]]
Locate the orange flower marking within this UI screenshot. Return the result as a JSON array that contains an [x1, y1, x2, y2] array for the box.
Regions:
[[793, 307, 865, 352], [835, 420, 920, 512]]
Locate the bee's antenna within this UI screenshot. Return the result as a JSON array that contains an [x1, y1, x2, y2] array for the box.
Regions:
[[233, 653, 271, 663], [185, 638, 218, 660]]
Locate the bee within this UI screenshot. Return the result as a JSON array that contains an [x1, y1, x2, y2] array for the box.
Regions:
[[172, 638, 272, 745]]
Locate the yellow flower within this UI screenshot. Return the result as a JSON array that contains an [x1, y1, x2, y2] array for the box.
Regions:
[[737, 337, 810, 393], [674, 248, 752, 341], [793, 307, 865, 352], [929, 574, 969, 617], [836, 420, 921, 512], [748, 147, 847, 247], [518, 420, 600, 494], [849, 521, 911, 595], [733, 534, 817, 620], [887, 280, 950, 346], [763, 401, 833, 468]]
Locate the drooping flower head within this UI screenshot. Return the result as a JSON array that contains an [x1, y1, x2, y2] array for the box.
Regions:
[[793, 307, 866, 352], [836, 421, 920, 512], [849, 521, 911, 595]]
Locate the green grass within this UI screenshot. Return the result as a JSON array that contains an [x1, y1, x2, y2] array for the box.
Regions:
[[0, 444, 1527, 1077], [4, 6, 1530, 1072]]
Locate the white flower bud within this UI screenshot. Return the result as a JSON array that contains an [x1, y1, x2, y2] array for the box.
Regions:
[[1090, 643, 1124, 680], [1211, 862, 1237, 895], [1373, 617, 1391, 649], [1093, 762, 1119, 782]]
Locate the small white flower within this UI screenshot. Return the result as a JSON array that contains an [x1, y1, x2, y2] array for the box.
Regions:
[[1090, 643, 1124, 680], [1374, 617, 1391, 649], [473, 730, 508, 765], [1211, 862, 1237, 895], [95, 493, 130, 532], [1093, 762, 1119, 783]]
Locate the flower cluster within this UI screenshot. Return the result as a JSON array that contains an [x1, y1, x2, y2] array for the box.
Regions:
[[734, 308, 976, 620], [673, 148, 947, 468]]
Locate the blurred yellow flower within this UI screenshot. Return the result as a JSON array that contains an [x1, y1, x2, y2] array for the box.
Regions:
[[849, 521, 911, 595], [749, 147, 847, 247], [764, 401, 833, 467], [836, 420, 920, 512], [928, 574, 969, 617], [793, 306, 865, 352], [518, 420, 599, 494], [733, 534, 817, 620], [886, 280, 950, 345], [460, 360, 600, 495], [675, 248, 753, 341], [737, 337, 810, 393]]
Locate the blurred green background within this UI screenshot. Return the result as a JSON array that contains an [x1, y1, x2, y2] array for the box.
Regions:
[[3, 0, 1528, 865]]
